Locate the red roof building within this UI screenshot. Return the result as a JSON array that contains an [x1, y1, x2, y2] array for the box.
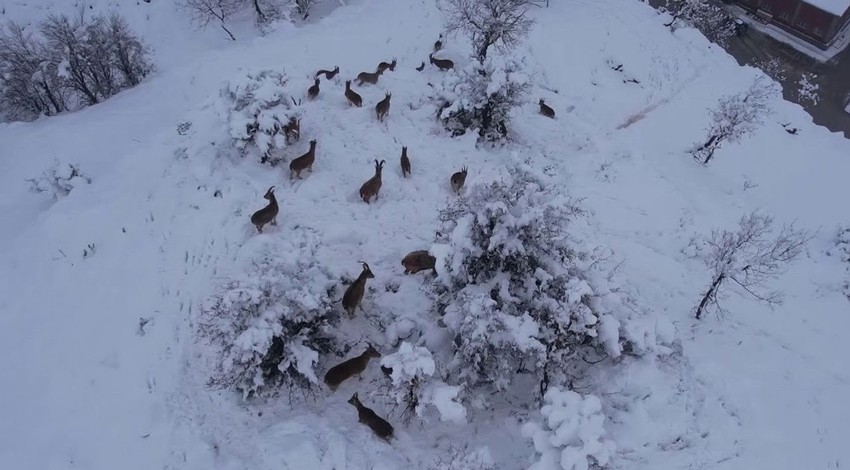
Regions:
[[734, 0, 850, 48]]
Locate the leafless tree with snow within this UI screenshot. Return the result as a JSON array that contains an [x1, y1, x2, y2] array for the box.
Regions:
[[695, 212, 809, 320], [180, 0, 241, 40], [445, 0, 536, 61], [294, 0, 318, 20], [692, 77, 776, 164], [663, 0, 737, 46], [0, 22, 69, 120]]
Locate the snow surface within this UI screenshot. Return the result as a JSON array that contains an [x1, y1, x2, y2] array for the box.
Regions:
[[1, 0, 850, 469]]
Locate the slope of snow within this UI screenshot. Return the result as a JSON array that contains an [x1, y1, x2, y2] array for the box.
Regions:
[[1, 0, 849, 469]]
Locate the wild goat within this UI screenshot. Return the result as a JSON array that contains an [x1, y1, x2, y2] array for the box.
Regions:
[[400, 146, 411, 177], [289, 139, 317, 179], [539, 99, 555, 119], [359, 159, 385, 203], [401, 250, 436, 274], [315, 65, 339, 80], [450, 166, 468, 194], [281, 116, 301, 145], [348, 393, 394, 441], [375, 93, 391, 122], [356, 68, 384, 86], [342, 261, 375, 317], [377, 58, 397, 74], [345, 80, 363, 107], [429, 53, 454, 71], [308, 78, 320, 99], [415, 61, 425, 72], [250, 186, 278, 233], [323, 344, 381, 390], [434, 34, 443, 53]]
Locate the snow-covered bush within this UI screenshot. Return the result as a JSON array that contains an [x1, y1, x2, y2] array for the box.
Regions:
[[197, 235, 341, 398], [380, 342, 467, 423], [27, 162, 91, 200], [381, 342, 436, 422], [662, 0, 736, 46], [522, 387, 615, 470], [432, 54, 530, 143], [431, 167, 665, 399], [219, 69, 301, 164]]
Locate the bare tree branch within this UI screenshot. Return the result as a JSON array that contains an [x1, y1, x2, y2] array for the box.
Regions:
[[445, 0, 535, 61], [695, 211, 808, 319]]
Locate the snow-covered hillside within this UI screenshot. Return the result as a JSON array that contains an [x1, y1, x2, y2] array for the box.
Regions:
[[1, 0, 849, 469]]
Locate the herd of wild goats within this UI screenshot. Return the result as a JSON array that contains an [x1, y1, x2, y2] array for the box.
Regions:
[[247, 36, 557, 442]]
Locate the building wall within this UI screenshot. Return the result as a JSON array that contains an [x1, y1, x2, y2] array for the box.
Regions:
[[757, 0, 802, 25], [794, 2, 836, 39], [734, 0, 849, 48]]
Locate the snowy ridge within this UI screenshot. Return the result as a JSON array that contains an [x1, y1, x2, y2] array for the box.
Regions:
[[1, 0, 849, 469]]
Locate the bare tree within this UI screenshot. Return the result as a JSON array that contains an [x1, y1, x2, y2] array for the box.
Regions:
[[0, 22, 68, 120], [692, 77, 775, 164], [0, 12, 152, 122], [294, 0, 318, 20], [695, 212, 809, 320], [40, 12, 154, 107], [106, 13, 155, 87], [663, 0, 736, 46], [180, 0, 241, 40], [445, 0, 535, 61]]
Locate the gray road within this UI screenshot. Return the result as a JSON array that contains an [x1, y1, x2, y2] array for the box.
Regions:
[[726, 26, 850, 138]]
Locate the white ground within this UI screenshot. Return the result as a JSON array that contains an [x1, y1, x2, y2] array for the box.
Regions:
[[1, 0, 849, 469]]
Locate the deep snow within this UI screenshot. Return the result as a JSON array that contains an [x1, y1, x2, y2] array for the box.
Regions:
[[1, 0, 849, 469]]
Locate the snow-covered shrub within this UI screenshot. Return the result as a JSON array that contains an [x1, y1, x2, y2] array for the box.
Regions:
[[432, 54, 530, 143], [662, 0, 736, 47], [27, 162, 91, 200], [421, 382, 467, 423], [381, 342, 436, 422], [694, 211, 808, 319], [218, 69, 301, 164], [198, 235, 341, 398], [522, 387, 615, 470], [428, 446, 495, 470], [432, 167, 664, 399]]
